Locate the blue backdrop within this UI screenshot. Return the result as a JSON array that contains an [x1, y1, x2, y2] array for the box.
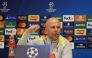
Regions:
[[0, 0, 92, 58]]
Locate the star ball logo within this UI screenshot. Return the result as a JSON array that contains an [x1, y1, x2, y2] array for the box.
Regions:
[[46, 2, 56, 12], [63, 22, 74, 28], [40, 15, 51, 22], [17, 22, 27, 28], [27, 47, 38, 58], [87, 29, 92, 35], [0, 1, 10, 12]]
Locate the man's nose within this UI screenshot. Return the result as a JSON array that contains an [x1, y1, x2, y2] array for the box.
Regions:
[[54, 27, 58, 31]]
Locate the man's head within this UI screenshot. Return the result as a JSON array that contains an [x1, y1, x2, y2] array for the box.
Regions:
[[45, 17, 61, 41]]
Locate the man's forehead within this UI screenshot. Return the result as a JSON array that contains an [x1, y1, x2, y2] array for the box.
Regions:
[[45, 17, 60, 27], [46, 17, 59, 22], [49, 23, 60, 26]]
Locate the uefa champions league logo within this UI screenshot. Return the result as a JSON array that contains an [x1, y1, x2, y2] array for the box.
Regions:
[[27, 47, 38, 58], [46, 2, 56, 12], [49, 2, 54, 9], [0, 1, 10, 12], [2, 1, 7, 9]]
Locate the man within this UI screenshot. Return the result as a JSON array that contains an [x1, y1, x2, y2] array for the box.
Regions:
[[17, 17, 73, 58]]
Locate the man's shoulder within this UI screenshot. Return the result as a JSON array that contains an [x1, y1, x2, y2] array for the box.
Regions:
[[62, 36, 70, 43], [59, 35, 70, 47]]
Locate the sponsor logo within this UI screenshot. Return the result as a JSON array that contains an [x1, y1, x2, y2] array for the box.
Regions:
[[46, 2, 56, 12], [75, 15, 86, 21], [75, 29, 86, 35], [6, 16, 16, 19], [16, 28, 27, 35], [0, 42, 4, 49], [51, 16, 62, 21], [0, 15, 4, 21], [5, 28, 16, 35], [40, 22, 46, 28], [70, 42, 74, 49], [28, 15, 39, 21], [87, 36, 92, 42], [40, 15, 51, 22], [40, 29, 47, 35], [0, 22, 4, 28], [75, 43, 86, 49], [63, 22, 74, 28], [87, 29, 92, 35], [87, 15, 92, 21], [75, 36, 86, 42], [0, 35, 4, 41], [28, 22, 39, 28], [64, 36, 74, 42], [17, 22, 27, 28], [63, 15, 74, 21], [87, 43, 92, 49], [5, 22, 16, 28], [5, 35, 16, 41], [75, 22, 86, 28], [87, 22, 92, 28], [0, 29, 4, 34], [5, 35, 10, 41], [63, 29, 74, 35], [5, 15, 16, 21], [17, 15, 27, 21], [0, 1, 10, 12]]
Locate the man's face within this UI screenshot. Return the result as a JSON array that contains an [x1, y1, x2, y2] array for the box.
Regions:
[[45, 20, 60, 41]]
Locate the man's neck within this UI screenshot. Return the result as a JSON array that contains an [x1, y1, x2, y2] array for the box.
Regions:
[[47, 36, 58, 42]]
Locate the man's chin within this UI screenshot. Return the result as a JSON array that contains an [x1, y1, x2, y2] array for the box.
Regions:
[[53, 37, 58, 41]]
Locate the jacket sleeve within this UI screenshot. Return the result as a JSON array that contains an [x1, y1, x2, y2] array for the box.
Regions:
[[62, 42, 73, 58], [17, 29, 35, 45]]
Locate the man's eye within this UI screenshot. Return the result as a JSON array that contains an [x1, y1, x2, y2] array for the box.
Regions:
[[57, 26, 60, 29], [51, 27, 54, 29]]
